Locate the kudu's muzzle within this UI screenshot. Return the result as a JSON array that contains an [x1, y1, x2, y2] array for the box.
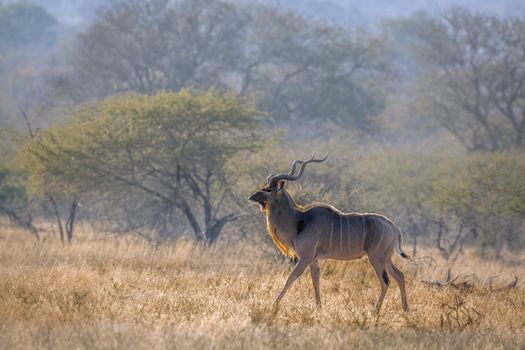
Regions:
[[248, 191, 265, 204]]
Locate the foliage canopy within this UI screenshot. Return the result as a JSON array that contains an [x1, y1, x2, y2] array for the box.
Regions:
[[23, 89, 263, 242]]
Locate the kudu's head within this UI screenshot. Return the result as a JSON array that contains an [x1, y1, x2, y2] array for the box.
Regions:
[[248, 153, 328, 211]]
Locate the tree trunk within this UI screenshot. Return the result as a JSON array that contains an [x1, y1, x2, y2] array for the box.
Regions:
[[177, 199, 203, 241], [48, 196, 64, 244], [205, 214, 236, 245], [66, 201, 78, 242]]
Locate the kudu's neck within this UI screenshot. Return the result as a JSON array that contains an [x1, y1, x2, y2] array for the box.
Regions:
[[266, 191, 301, 247], [269, 191, 299, 216]]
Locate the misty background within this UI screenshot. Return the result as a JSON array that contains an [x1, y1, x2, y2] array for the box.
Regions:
[[3, 0, 524, 27], [1, 0, 525, 262]]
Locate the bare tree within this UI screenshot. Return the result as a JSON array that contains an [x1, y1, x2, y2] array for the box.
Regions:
[[414, 8, 525, 151], [50, 0, 391, 134], [53, 0, 245, 101]]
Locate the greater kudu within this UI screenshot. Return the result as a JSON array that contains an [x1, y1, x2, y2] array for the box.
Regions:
[[249, 154, 409, 312]]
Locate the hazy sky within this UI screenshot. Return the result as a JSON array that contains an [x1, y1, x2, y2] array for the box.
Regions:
[[266, 0, 524, 26], [4, 0, 524, 28]]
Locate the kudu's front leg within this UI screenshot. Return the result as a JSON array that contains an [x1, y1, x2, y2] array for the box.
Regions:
[[310, 260, 321, 306], [274, 258, 313, 305]]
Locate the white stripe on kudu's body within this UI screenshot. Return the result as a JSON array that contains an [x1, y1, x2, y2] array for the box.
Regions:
[[346, 215, 351, 252], [248, 154, 409, 312], [339, 215, 343, 250], [329, 212, 334, 249]]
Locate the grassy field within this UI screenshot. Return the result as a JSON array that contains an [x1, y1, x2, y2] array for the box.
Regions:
[[1, 223, 524, 349]]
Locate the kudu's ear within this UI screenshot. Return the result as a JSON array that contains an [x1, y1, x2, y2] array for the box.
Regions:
[[278, 180, 287, 191]]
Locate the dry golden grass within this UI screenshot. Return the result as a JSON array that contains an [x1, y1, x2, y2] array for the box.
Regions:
[[1, 222, 524, 349]]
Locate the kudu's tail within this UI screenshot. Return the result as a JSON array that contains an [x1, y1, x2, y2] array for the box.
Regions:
[[394, 224, 410, 259]]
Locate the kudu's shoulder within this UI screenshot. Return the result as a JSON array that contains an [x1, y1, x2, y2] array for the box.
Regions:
[[300, 202, 340, 215]]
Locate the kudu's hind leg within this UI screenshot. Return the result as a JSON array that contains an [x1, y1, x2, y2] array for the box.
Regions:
[[274, 257, 313, 305], [386, 259, 408, 312], [368, 256, 389, 312], [309, 260, 321, 306]]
